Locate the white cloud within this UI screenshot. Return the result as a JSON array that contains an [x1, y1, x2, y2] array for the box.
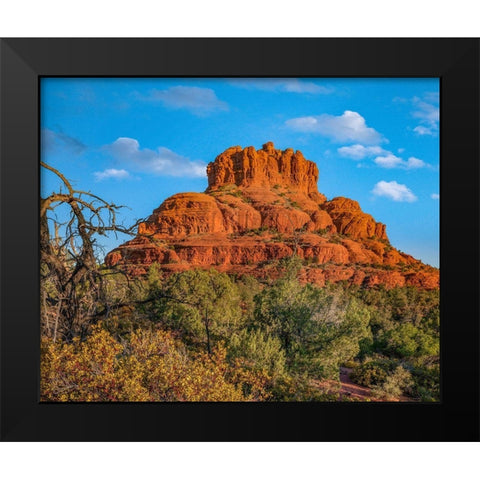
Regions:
[[431, 193, 440, 200], [285, 111, 383, 144], [374, 154, 404, 168], [394, 93, 439, 135], [105, 137, 206, 178], [406, 156, 427, 169], [337, 144, 388, 160], [94, 168, 130, 182], [141, 86, 228, 115], [338, 144, 427, 170], [229, 78, 332, 94], [411, 94, 439, 135], [413, 125, 435, 136], [338, 142, 429, 170], [372, 180, 417, 202], [374, 154, 428, 170], [412, 96, 439, 124]]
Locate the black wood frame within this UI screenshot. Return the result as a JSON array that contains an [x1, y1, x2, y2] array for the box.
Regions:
[[1, 38, 478, 441]]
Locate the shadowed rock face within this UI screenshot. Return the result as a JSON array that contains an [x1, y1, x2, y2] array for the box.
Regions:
[[105, 143, 439, 289]]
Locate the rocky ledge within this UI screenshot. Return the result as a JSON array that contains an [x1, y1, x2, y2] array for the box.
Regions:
[[105, 142, 439, 289]]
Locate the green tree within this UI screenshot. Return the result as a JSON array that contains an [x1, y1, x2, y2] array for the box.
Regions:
[[299, 297, 371, 378], [254, 257, 371, 378], [154, 269, 243, 351], [380, 323, 439, 358], [254, 269, 315, 355]]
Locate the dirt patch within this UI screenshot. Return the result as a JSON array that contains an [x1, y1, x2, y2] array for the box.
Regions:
[[337, 367, 377, 401], [313, 367, 414, 402]]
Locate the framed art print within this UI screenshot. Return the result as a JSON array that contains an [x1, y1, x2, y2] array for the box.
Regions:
[[1, 38, 479, 441]]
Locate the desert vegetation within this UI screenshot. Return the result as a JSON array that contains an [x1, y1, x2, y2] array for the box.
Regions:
[[40, 162, 439, 402]]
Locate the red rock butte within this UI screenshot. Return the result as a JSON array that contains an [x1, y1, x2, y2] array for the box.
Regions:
[[105, 142, 439, 289]]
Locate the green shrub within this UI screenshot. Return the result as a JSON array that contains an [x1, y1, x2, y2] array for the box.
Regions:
[[410, 363, 440, 401], [380, 323, 439, 358], [228, 329, 286, 379], [371, 366, 413, 400], [351, 358, 393, 387]]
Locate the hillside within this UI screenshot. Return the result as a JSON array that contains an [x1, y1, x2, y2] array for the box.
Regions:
[[105, 142, 438, 289]]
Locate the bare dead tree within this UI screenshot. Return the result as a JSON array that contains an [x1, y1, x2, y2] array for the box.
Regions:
[[40, 161, 142, 341]]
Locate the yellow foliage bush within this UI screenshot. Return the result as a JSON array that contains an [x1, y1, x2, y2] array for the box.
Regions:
[[41, 326, 271, 402]]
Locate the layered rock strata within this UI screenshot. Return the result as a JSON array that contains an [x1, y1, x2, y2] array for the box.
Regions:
[[106, 142, 439, 289]]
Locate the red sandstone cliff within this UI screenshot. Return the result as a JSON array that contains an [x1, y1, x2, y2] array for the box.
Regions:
[[105, 142, 439, 289]]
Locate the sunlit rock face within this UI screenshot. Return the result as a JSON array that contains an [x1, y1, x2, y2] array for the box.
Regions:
[[106, 143, 439, 289]]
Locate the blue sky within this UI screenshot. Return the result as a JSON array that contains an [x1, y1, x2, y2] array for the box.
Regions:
[[41, 77, 439, 267]]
